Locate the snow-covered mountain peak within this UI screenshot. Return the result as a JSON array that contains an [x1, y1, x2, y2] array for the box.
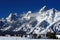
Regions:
[[6, 13, 18, 22], [27, 11, 31, 13], [39, 6, 46, 13], [23, 11, 32, 20]]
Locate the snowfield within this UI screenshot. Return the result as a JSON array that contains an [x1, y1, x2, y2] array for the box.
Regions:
[[0, 36, 59, 40]]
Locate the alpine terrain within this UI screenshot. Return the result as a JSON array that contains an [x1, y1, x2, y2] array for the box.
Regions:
[[0, 6, 60, 39]]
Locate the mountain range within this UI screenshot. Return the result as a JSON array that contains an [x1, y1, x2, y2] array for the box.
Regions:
[[0, 6, 60, 35]]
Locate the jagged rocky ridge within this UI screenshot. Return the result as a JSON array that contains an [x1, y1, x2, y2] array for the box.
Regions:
[[0, 6, 60, 35]]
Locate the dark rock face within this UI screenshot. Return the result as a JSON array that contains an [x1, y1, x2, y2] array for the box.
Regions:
[[39, 20, 49, 28], [0, 21, 4, 28]]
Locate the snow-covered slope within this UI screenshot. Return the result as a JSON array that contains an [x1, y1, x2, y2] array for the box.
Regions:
[[0, 6, 60, 35]]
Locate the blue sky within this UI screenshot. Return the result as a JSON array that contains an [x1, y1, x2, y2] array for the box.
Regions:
[[0, 0, 60, 18]]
